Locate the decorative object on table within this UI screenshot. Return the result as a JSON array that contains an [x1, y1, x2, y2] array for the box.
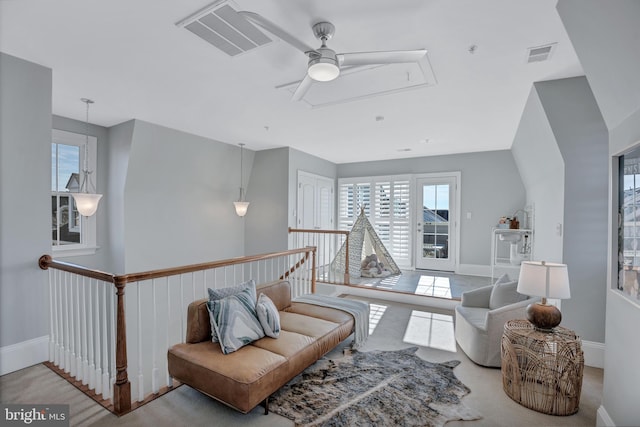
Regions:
[[517, 261, 570, 331], [70, 98, 103, 217], [268, 347, 481, 427], [233, 142, 250, 217], [501, 319, 584, 416]]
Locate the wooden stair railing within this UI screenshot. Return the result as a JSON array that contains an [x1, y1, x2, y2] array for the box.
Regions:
[[39, 246, 316, 415], [289, 227, 350, 285]]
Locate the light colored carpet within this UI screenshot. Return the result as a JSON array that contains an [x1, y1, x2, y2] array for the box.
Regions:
[[0, 296, 602, 427]]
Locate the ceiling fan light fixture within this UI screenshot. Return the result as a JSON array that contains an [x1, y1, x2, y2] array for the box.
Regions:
[[307, 48, 340, 82]]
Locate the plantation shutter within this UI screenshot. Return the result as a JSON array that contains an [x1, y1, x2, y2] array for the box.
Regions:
[[338, 176, 412, 267]]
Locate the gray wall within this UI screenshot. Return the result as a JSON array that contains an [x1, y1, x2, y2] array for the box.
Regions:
[[106, 120, 135, 274], [513, 76, 608, 343], [557, 1, 640, 425], [52, 115, 110, 271], [0, 53, 51, 347], [536, 77, 608, 343], [337, 150, 525, 267], [245, 148, 289, 255], [123, 120, 250, 272], [511, 87, 565, 263]]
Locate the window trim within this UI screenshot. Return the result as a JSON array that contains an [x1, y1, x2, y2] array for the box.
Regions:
[[51, 129, 99, 257]]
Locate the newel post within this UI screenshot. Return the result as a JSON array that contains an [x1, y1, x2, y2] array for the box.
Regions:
[[113, 278, 131, 415]]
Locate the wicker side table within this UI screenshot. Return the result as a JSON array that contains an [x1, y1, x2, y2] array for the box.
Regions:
[[501, 319, 584, 416]]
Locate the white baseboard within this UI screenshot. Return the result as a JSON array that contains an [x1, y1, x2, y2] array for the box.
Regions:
[[0, 336, 49, 375], [582, 340, 605, 368], [596, 405, 615, 427], [456, 264, 491, 277]]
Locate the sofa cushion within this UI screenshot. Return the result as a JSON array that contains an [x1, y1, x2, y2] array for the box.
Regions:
[[256, 293, 281, 338], [208, 285, 265, 354], [207, 279, 257, 342], [489, 280, 520, 309]]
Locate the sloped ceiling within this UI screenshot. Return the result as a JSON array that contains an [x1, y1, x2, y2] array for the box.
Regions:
[[0, 0, 583, 163]]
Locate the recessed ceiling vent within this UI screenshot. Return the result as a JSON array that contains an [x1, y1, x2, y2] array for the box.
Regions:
[[176, 1, 272, 56], [526, 43, 557, 63]]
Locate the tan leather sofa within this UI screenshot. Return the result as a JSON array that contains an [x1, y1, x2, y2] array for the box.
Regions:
[[167, 280, 355, 414]]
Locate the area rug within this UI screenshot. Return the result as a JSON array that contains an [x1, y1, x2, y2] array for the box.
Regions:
[[269, 347, 482, 427]]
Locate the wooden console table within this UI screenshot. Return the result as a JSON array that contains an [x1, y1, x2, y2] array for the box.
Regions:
[[501, 319, 584, 415]]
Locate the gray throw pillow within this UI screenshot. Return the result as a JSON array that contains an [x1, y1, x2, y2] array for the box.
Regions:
[[207, 279, 256, 342], [207, 285, 265, 355], [489, 280, 521, 309], [256, 293, 281, 338]]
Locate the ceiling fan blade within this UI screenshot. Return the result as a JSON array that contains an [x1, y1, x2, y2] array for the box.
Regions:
[[238, 11, 317, 55], [292, 74, 314, 101], [338, 49, 427, 67]]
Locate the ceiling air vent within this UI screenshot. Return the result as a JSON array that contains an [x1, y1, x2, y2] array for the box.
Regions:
[[176, 1, 272, 56], [526, 43, 557, 63]]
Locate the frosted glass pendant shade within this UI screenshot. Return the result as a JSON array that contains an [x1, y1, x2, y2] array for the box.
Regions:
[[234, 201, 250, 217], [71, 193, 103, 217]]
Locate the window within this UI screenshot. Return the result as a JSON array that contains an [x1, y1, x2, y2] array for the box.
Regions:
[[51, 129, 98, 256], [338, 176, 411, 267]]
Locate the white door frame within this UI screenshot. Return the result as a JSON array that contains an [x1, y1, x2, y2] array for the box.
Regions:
[[414, 172, 461, 271]]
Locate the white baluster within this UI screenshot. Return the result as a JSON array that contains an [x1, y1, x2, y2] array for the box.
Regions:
[[137, 282, 144, 402], [74, 275, 82, 380], [110, 284, 117, 403], [94, 278, 102, 397], [202, 270, 207, 297], [82, 276, 89, 385], [53, 270, 60, 365], [101, 281, 110, 400], [69, 272, 76, 377], [151, 279, 159, 395], [180, 275, 185, 344], [88, 278, 95, 391], [191, 272, 196, 303], [64, 272, 71, 373], [48, 269, 55, 362]]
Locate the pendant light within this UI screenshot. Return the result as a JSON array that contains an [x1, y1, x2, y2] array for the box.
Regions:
[[70, 98, 103, 217], [233, 143, 250, 217]]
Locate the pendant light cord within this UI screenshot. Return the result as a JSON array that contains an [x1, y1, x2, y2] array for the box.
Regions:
[[80, 98, 94, 194], [239, 143, 245, 201]]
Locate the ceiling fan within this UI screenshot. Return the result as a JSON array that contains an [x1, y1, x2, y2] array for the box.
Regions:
[[238, 11, 427, 101]]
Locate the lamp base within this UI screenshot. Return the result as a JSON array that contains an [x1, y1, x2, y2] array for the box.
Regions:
[[526, 302, 562, 332]]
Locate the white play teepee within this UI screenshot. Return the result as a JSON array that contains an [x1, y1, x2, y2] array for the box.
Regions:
[[331, 209, 401, 278]]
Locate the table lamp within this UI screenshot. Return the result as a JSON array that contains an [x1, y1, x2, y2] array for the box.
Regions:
[[517, 261, 570, 331]]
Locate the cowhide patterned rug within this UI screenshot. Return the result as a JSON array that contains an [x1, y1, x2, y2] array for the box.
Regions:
[[269, 347, 481, 427]]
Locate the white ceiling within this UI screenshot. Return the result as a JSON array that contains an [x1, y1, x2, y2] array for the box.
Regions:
[[0, 0, 583, 164]]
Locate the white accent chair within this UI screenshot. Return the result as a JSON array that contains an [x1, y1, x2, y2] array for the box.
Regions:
[[454, 277, 539, 367]]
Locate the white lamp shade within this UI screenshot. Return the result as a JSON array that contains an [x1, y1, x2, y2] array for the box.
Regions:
[[234, 201, 250, 217], [71, 193, 103, 217], [517, 261, 571, 299]]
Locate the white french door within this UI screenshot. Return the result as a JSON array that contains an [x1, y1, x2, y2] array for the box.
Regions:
[[415, 174, 458, 271]]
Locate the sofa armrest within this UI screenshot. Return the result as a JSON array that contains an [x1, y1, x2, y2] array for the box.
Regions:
[[461, 285, 492, 308]]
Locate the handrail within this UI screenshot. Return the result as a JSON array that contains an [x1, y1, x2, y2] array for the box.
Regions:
[[38, 246, 316, 415], [39, 254, 116, 283], [39, 247, 316, 285], [288, 227, 349, 236]]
